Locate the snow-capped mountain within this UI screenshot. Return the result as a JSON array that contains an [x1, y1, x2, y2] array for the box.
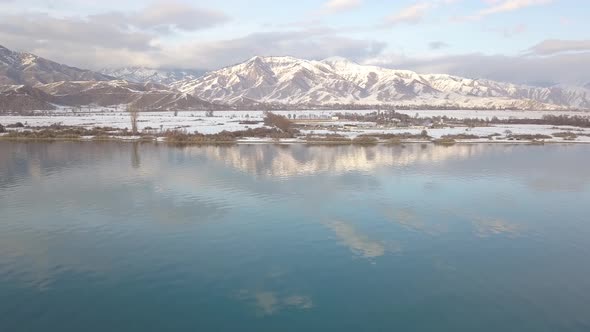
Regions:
[[0, 85, 57, 111], [37, 80, 218, 110], [0, 45, 217, 111], [100, 67, 205, 85], [174, 56, 590, 110], [2, 43, 589, 111], [0, 44, 112, 86]]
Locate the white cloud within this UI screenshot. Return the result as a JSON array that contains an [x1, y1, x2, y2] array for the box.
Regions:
[[0, 24, 386, 70], [500, 24, 527, 38], [384, 2, 433, 25], [527, 39, 590, 55], [382, 0, 460, 26], [145, 29, 387, 70], [429, 41, 450, 50], [236, 290, 313, 316], [129, 1, 230, 32], [365, 50, 590, 86], [87, 1, 229, 34], [322, 0, 362, 13], [471, 0, 553, 19], [325, 220, 389, 259]]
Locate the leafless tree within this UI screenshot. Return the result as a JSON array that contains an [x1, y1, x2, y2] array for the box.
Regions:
[[128, 105, 140, 134]]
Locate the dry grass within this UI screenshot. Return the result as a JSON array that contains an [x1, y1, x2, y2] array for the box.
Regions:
[[433, 137, 457, 145], [352, 136, 379, 145]]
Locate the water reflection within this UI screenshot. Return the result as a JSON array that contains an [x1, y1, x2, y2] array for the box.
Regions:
[[236, 290, 313, 316], [131, 142, 141, 169], [189, 144, 491, 177], [1, 142, 590, 331], [383, 207, 432, 234], [472, 218, 522, 238], [325, 220, 396, 259]]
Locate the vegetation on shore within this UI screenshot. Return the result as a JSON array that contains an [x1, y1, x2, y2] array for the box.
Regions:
[[2, 110, 589, 145]]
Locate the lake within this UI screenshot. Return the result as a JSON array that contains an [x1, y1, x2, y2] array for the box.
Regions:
[[1, 142, 590, 331]]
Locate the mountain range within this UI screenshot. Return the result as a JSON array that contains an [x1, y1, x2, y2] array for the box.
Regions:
[[100, 67, 206, 85], [0, 45, 215, 111], [174, 56, 590, 110], [1, 44, 589, 112], [0, 45, 112, 86]]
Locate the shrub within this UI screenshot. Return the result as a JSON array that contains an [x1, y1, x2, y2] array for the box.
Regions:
[[509, 134, 552, 141], [0, 124, 5, 133], [222, 127, 295, 139], [441, 134, 481, 140], [433, 137, 457, 145], [552, 132, 578, 140], [4, 129, 81, 140], [385, 137, 402, 145], [7, 122, 24, 128], [163, 130, 236, 144], [263, 112, 293, 132], [357, 133, 428, 140], [352, 136, 378, 145], [305, 134, 352, 144]]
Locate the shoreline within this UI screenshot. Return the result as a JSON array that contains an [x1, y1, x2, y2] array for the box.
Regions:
[[2, 109, 590, 145], [2, 135, 589, 145]]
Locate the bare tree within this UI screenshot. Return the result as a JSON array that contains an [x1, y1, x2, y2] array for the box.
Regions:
[[128, 105, 140, 134]]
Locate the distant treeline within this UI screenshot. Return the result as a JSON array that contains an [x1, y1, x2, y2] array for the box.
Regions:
[[448, 114, 590, 128], [331, 111, 590, 128], [230, 103, 583, 111]]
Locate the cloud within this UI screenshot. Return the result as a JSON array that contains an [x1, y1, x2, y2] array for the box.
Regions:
[[0, 2, 231, 68], [325, 220, 389, 259], [0, 13, 155, 51], [0, 3, 385, 70], [236, 290, 313, 316], [429, 41, 450, 50], [500, 24, 527, 38], [383, 2, 433, 25], [156, 29, 387, 69], [322, 0, 362, 13], [367, 50, 590, 86], [87, 1, 229, 34], [472, 218, 521, 238], [471, 0, 553, 19], [527, 39, 590, 55], [128, 1, 230, 32], [382, 0, 460, 26]]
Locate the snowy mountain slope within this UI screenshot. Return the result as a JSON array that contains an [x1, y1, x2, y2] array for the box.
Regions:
[[0, 45, 113, 86], [0, 45, 217, 111], [100, 67, 205, 85], [2, 43, 589, 111], [175, 56, 590, 110], [37, 80, 218, 110], [0, 85, 56, 111]]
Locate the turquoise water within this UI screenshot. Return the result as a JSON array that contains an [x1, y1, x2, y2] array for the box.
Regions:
[[1, 142, 590, 331]]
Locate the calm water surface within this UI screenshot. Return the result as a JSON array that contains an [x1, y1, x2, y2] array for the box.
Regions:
[[1, 142, 590, 331]]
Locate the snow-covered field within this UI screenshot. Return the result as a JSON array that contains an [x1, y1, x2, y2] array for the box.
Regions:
[[0, 111, 266, 134], [300, 124, 590, 142], [394, 109, 589, 120], [1, 110, 590, 143]]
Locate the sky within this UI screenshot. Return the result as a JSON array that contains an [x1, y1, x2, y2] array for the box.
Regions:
[[1, 0, 589, 86]]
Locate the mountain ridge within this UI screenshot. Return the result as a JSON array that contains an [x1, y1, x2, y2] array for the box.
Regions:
[[0, 45, 216, 111], [100, 67, 206, 85], [174, 55, 590, 110], [1, 44, 589, 111], [0, 44, 113, 86]]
